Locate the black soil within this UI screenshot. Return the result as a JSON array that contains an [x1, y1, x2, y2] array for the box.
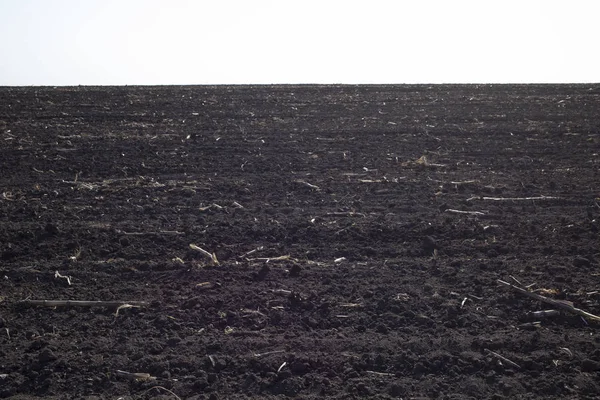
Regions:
[[0, 84, 599, 399]]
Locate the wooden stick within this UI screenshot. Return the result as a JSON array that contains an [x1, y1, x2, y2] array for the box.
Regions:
[[114, 304, 143, 316], [468, 196, 560, 202], [445, 209, 485, 216], [449, 180, 477, 185], [365, 370, 395, 376], [21, 300, 148, 308], [199, 203, 223, 211], [484, 349, 521, 369], [54, 271, 72, 285], [253, 350, 285, 358], [295, 180, 320, 190], [325, 212, 366, 217], [271, 289, 292, 295], [142, 386, 181, 400], [248, 255, 290, 262], [339, 303, 363, 308], [116, 229, 184, 235], [428, 178, 478, 185], [497, 280, 600, 322], [239, 246, 264, 259], [189, 243, 219, 265], [509, 275, 523, 286], [277, 362, 287, 373], [115, 370, 156, 381]]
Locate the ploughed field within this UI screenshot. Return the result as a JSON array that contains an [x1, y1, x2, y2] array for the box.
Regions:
[[0, 84, 599, 399]]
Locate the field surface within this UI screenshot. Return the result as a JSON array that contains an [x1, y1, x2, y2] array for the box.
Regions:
[[0, 84, 599, 399]]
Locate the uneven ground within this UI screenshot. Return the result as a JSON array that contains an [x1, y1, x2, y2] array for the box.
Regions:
[[0, 84, 599, 399]]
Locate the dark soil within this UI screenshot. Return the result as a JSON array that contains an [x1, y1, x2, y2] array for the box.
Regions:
[[0, 84, 599, 399]]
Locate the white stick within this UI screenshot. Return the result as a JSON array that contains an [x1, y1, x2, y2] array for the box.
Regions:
[[22, 300, 148, 308], [484, 349, 521, 369], [295, 180, 320, 190], [365, 370, 394, 376], [248, 255, 290, 262], [277, 362, 287, 373], [253, 350, 285, 358], [467, 196, 560, 202], [239, 246, 264, 259], [446, 209, 485, 216], [114, 304, 143, 316], [189, 244, 219, 265], [54, 271, 72, 286], [116, 229, 184, 235], [115, 370, 156, 381]]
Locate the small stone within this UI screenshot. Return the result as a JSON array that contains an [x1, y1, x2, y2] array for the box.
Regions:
[[389, 383, 405, 397], [207, 372, 218, 383], [160, 370, 171, 379], [255, 264, 269, 280], [422, 236, 438, 254], [38, 347, 57, 363], [574, 256, 591, 268], [278, 370, 292, 380], [45, 223, 59, 235], [167, 336, 181, 346], [581, 359, 600, 372], [289, 264, 301, 277]]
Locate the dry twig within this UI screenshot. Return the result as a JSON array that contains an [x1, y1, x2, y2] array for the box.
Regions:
[[114, 303, 143, 316], [497, 280, 600, 322], [325, 212, 366, 217], [445, 209, 485, 216], [484, 349, 521, 369], [509, 275, 523, 286], [239, 246, 264, 259], [116, 229, 184, 235], [365, 370, 395, 376], [21, 300, 148, 308], [189, 243, 219, 265], [142, 386, 181, 400], [272, 289, 292, 295], [527, 309, 559, 319], [253, 350, 285, 358], [196, 282, 214, 290], [410, 155, 446, 167], [247, 255, 290, 262], [69, 247, 82, 262], [468, 195, 560, 202], [277, 362, 287, 373], [115, 370, 156, 381], [559, 347, 573, 358], [295, 180, 320, 190], [339, 303, 363, 308], [199, 203, 223, 211], [54, 271, 72, 286]]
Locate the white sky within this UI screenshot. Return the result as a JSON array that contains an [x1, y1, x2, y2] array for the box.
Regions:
[[0, 0, 599, 85]]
